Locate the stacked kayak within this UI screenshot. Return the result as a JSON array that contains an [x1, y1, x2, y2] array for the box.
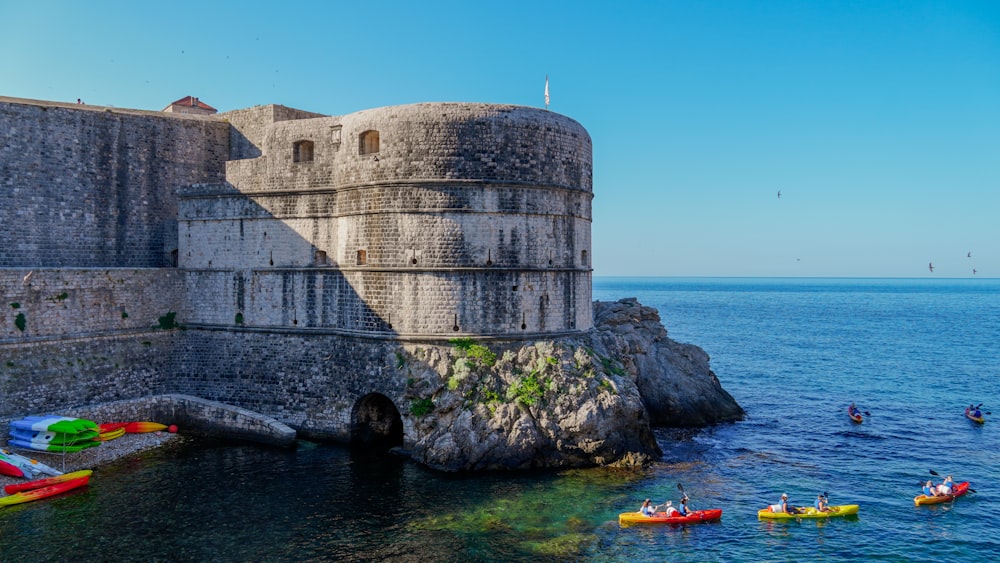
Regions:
[[8, 416, 101, 452], [914, 481, 970, 505], [0, 448, 63, 478], [0, 470, 91, 508], [757, 504, 859, 519], [619, 509, 723, 525]]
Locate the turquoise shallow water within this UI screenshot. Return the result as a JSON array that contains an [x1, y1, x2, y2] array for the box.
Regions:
[[1, 277, 998, 562]]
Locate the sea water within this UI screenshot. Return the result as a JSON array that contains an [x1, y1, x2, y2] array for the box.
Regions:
[[1, 278, 998, 562]]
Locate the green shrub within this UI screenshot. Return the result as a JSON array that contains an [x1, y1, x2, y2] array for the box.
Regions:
[[411, 398, 434, 417], [157, 311, 178, 330], [467, 344, 497, 367], [600, 357, 627, 376], [509, 370, 544, 406], [449, 337, 474, 351]]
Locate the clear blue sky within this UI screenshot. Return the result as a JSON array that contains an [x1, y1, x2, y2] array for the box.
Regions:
[[3, 1, 998, 277]]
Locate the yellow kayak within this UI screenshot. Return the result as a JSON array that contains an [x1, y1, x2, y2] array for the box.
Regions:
[[757, 504, 859, 519]]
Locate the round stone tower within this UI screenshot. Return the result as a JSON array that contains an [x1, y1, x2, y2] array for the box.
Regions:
[[180, 102, 593, 338]]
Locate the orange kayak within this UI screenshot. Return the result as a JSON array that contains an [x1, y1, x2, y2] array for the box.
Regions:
[[914, 481, 970, 505], [0, 475, 90, 507], [4, 470, 93, 494]]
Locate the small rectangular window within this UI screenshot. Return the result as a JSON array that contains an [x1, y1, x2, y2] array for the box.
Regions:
[[293, 140, 314, 163], [356, 249, 367, 265], [360, 130, 380, 155]]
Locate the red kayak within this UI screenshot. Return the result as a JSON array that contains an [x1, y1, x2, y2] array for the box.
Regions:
[[914, 481, 970, 505], [0, 459, 24, 478], [4, 470, 93, 494], [0, 475, 90, 507], [619, 509, 723, 525]]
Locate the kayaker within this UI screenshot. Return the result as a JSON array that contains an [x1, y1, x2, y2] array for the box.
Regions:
[[640, 499, 656, 517], [922, 481, 937, 497], [770, 493, 793, 513], [815, 494, 831, 512], [679, 497, 691, 516], [849, 403, 861, 418], [936, 476, 954, 496]]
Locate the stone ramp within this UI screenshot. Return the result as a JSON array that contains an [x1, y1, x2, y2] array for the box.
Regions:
[[65, 394, 297, 448]]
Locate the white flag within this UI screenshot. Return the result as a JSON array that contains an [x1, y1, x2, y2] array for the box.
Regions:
[[544, 75, 550, 107]]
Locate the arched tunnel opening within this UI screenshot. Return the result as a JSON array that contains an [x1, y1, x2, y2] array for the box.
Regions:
[[350, 393, 404, 449]]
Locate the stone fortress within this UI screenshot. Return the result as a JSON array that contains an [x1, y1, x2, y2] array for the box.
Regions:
[[1, 95, 741, 471]]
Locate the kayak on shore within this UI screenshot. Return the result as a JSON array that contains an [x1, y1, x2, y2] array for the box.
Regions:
[[4, 470, 93, 494], [0, 474, 90, 508]]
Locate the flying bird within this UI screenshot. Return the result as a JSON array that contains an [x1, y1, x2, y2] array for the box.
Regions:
[[928, 262, 934, 273], [777, 190, 781, 199], [968, 251, 972, 258], [973, 269, 977, 275]]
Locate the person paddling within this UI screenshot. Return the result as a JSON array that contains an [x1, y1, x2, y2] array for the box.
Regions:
[[936, 475, 954, 496], [922, 480, 937, 497], [815, 493, 831, 512]]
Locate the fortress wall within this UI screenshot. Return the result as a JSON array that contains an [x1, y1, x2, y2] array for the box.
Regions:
[[223, 105, 327, 161], [0, 267, 185, 420], [0, 269, 185, 342], [179, 268, 589, 336], [0, 331, 180, 418], [225, 104, 591, 193], [178, 186, 590, 270], [190, 103, 594, 337], [173, 330, 403, 441], [0, 97, 229, 268]]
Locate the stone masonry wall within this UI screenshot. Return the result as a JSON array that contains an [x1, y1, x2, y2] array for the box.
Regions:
[[0, 96, 229, 268], [174, 330, 402, 442], [1, 269, 184, 341], [0, 268, 185, 418], [182, 102, 593, 338]]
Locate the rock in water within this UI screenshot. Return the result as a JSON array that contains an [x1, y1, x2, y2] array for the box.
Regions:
[[593, 298, 745, 426]]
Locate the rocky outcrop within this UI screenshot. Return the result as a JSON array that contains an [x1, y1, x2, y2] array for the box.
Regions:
[[400, 298, 744, 471], [593, 298, 745, 426], [403, 339, 661, 471]]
